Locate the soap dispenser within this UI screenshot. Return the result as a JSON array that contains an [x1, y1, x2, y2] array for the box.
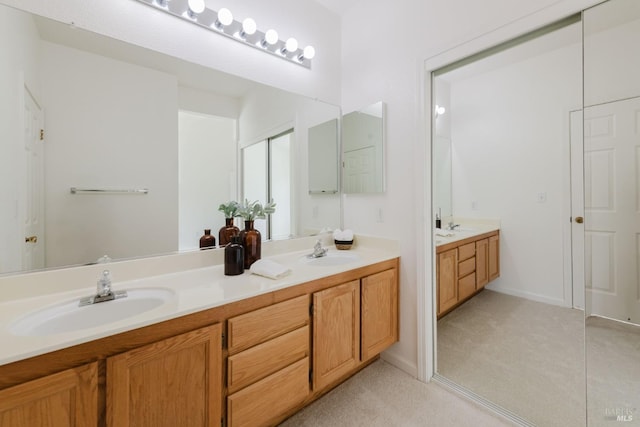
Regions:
[[435, 208, 442, 229], [224, 235, 244, 276]]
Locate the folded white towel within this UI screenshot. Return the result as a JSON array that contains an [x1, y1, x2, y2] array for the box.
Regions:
[[249, 259, 292, 280], [333, 229, 354, 241], [435, 228, 454, 237]]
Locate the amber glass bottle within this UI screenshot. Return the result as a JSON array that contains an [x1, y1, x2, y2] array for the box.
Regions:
[[199, 229, 216, 249], [239, 220, 261, 269], [218, 217, 240, 247]]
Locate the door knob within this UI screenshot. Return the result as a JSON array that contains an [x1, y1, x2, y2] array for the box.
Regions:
[[25, 235, 38, 243], [575, 216, 584, 224]]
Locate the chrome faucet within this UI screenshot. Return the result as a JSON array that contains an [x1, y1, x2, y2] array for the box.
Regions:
[[79, 270, 127, 306], [308, 239, 328, 258], [447, 222, 460, 231]]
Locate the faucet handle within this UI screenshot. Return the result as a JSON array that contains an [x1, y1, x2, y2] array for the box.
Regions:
[[97, 270, 112, 296]]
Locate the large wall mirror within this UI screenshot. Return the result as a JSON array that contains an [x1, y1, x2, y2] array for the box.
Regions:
[[0, 3, 341, 276]]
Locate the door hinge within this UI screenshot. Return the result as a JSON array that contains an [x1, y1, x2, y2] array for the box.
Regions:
[[221, 332, 226, 348], [40, 129, 44, 141], [221, 417, 225, 427], [309, 369, 313, 383], [309, 303, 313, 316]]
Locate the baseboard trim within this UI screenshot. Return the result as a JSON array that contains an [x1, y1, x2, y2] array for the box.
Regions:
[[432, 374, 535, 427], [485, 284, 567, 307], [380, 350, 417, 378]]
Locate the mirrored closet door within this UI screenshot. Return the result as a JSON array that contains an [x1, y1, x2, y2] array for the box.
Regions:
[[432, 14, 585, 427], [583, 0, 640, 425]]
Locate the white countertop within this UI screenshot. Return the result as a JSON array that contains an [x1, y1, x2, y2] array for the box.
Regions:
[[435, 218, 501, 247], [0, 235, 399, 366]]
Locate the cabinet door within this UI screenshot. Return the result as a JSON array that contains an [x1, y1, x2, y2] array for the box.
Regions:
[[488, 234, 500, 281], [107, 324, 222, 427], [437, 248, 458, 316], [361, 269, 398, 361], [475, 238, 489, 288], [313, 280, 360, 391], [0, 362, 98, 427]]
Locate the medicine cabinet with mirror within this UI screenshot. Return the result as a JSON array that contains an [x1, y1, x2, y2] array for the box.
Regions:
[[0, 3, 341, 276], [342, 101, 385, 194]]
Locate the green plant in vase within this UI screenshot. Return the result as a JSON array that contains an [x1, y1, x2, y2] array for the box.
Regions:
[[235, 199, 276, 268], [218, 201, 240, 247]]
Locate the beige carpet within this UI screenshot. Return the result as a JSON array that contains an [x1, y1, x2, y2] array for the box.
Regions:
[[586, 316, 640, 426], [437, 290, 585, 427], [280, 359, 515, 426]]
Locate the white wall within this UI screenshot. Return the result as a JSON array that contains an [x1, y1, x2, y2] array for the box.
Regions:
[[0, 0, 341, 105], [42, 41, 179, 267], [178, 111, 236, 250], [0, 8, 41, 273], [449, 30, 582, 305]]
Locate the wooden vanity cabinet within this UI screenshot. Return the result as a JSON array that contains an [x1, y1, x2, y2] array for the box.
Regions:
[[0, 362, 98, 427], [437, 231, 500, 318], [107, 323, 222, 427], [0, 258, 399, 427]]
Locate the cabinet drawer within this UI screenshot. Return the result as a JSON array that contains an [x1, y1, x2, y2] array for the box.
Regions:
[[459, 272, 476, 300], [228, 326, 309, 394], [228, 295, 309, 354], [227, 357, 310, 427], [458, 257, 475, 277], [458, 242, 475, 261]]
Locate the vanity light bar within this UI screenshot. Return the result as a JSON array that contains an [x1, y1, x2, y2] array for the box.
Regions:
[[133, 0, 315, 69]]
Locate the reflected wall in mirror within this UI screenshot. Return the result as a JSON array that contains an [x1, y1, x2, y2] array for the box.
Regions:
[[433, 17, 584, 426], [583, 0, 640, 424], [433, 78, 452, 221], [308, 119, 339, 194], [342, 101, 385, 193], [0, 3, 341, 275]]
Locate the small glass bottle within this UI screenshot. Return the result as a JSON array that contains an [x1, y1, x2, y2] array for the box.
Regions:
[[199, 229, 216, 249], [224, 235, 244, 276], [218, 217, 240, 247]]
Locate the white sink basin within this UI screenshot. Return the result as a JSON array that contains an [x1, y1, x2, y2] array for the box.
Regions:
[[300, 251, 360, 266], [9, 288, 175, 337]]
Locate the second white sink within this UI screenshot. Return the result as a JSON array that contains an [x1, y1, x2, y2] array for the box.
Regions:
[[9, 288, 176, 337]]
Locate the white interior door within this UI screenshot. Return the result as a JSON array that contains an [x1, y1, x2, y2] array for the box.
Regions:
[[22, 86, 44, 271], [582, 97, 640, 323], [343, 146, 376, 193]]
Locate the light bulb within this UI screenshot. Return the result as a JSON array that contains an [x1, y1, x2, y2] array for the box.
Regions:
[[187, 0, 205, 14], [284, 37, 298, 54], [216, 8, 233, 28], [263, 29, 278, 46], [434, 105, 446, 117], [242, 18, 257, 36], [302, 46, 315, 60]]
